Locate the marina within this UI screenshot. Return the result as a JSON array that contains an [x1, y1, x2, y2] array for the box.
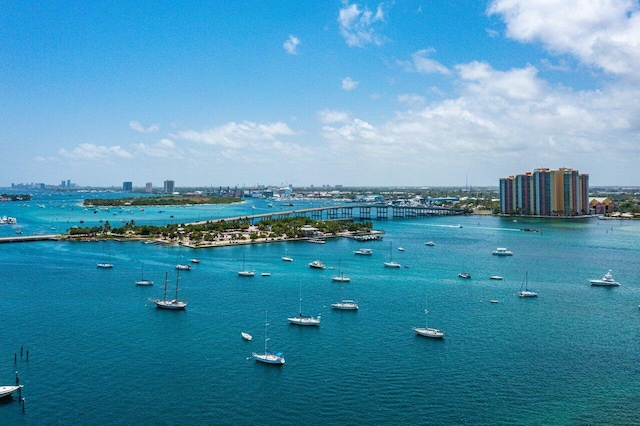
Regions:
[[0, 192, 639, 424]]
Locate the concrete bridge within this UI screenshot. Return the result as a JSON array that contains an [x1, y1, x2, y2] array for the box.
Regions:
[[0, 234, 60, 244]]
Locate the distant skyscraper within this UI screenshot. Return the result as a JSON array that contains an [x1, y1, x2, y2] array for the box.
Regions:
[[500, 168, 589, 216], [123, 181, 133, 191], [164, 180, 175, 194], [146, 182, 153, 193]]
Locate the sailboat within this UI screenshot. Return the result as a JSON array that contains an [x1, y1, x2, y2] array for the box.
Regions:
[[331, 258, 350, 282], [252, 310, 285, 365], [287, 284, 321, 326], [150, 271, 187, 310], [518, 271, 538, 297], [383, 241, 401, 268], [97, 241, 113, 268], [282, 249, 293, 262], [237, 254, 255, 277], [412, 296, 444, 338], [331, 282, 358, 310], [135, 262, 153, 286]]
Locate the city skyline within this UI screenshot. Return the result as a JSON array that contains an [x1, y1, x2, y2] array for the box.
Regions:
[[2, 1, 640, 187]]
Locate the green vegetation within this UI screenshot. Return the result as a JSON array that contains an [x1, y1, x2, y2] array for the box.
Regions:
[[83, 195, 240, 207], [68, 216, 373, 245], [0, 193, 31, 201]]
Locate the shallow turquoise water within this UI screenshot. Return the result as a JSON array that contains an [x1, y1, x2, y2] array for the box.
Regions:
[[1, 193, 639, 424]]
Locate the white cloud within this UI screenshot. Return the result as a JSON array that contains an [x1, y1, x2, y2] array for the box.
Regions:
[[399, 48, 451, 75], [318, 109, 351, 124], [488, 0, 640, 78], [173, 120, 295, 149], [129, 120, 160, 133], [455, 61, 542, 100], [341, 77, 359, 90], [397, 94, 426, 107], [133, 138, 179, 158], [283, 35, 301, 54], [58, 143, 133, 160], [338, 2, 385, 47]]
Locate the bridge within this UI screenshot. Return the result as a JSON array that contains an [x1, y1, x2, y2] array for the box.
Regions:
[[195, 204, 465, 225], [0, 234, 60, 244]]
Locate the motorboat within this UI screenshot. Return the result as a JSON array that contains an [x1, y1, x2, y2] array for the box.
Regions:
[[492, 247, 513, 256], [589, 270, 620, 286], [518, 272, 537, 297], [425, 241, 435, 246], [175, 264, 191, 271], [458, 272, 471, 279], [331, 299, 359, 310], [241, 332, 252, 341], [490, 276, 503, 280], [309, 260, 326, 269], [261, 272, 271, 277], [253, 311, 285, 365], [97, 263, 114, 269], [353, 248, 373, 255], [412, 296, 444, 339], [190, 259, 200, 264], [490, 300, 499, 304]]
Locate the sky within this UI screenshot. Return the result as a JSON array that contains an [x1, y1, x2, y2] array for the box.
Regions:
[[2, 0, 639, 188]]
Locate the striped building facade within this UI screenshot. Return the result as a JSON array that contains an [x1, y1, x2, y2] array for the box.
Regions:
[[500, 168, 589, 216]]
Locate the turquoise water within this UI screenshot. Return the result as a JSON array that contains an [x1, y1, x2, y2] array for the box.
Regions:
[[1, 193, 639, 424]]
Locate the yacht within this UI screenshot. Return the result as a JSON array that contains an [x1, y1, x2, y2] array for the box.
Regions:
[[309, 260, 326, 269], [288, 286, 321, 326], [518, 272, 537, 297], [0, 384, 22, 399], [492, 247, 513, 256], [458, 272, 471, 279], [353, 248, 373, 255], [425, 241, 436, 246], [253, 311, 285, 365], [331, 282, 358, 310], [589, 270, 620, 286], [175, 264, 191, 271], [151, 271, 187, 310]]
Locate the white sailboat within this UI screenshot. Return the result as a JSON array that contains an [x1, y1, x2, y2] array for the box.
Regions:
[[237, 254, 255, 277], [135, 262, 153, 286], [412, 296, 444, 338], [97, 241, 113, 268], [518, 271, 538, 297], [331, 259, 350, 282], [150, 271, 187, 310], [0, 385, 22, 399], [383, 242, 401, 268], [288, 285, 321, 326], [331, 282, 358, 310], [252, 311, 285, 365], [282, 249, 293, 262]]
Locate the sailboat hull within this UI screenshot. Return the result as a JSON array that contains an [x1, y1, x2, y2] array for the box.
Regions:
[[252, 352, 285, 365], [154, 300, 187, 310], [413, 327, 445, 338]]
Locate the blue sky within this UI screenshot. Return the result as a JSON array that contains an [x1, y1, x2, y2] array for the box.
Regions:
[[2, 0, 639, 188]]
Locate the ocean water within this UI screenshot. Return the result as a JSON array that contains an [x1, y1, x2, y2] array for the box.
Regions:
[[1, 193, 639, 425]]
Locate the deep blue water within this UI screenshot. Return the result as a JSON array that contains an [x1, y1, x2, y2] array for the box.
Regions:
[[1, 193, 639, 424]]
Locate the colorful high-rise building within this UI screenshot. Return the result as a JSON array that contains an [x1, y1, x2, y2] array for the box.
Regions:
[[500, 168, 589, 216]]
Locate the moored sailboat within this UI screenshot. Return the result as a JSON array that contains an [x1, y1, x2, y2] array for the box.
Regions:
[[412, 296, 444, 338], [150, 271, 187, 310], [252, 311, 285, 365], [288, 285, 321, 326], [135, 261, 153, 286], [518, 271, 537, 297]]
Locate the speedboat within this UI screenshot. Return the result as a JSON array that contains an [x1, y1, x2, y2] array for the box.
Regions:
[[0, 385, 22, 399], [97, 263, 114, 269], [190, 259, 200, 264], [425, 241, 435, 246], [492, 247, 513, 256], [490, 275, 503, 280], [309, 260, 326, 269], [331, 300, 359, 310], [353, 248, 373, 255], [589, 270, 620, 286], [175, 264, 191, 270], [458, 272, 471, 279]]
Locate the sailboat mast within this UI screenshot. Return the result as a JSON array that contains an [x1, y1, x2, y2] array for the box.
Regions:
[[424, 296, 429, 329], [163, 272, 168, 301], [264, 310, 269, 353], [175, 269, 181, 300]]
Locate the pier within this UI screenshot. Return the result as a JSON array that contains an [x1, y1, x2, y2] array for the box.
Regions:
[[0, 234, 59, 244]]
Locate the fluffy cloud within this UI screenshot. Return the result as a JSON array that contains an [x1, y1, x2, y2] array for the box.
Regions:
[[341, 77, 359, 90], [58, 143, 133, 160], [173, 121, 295, 149], [338, 2, 385, 47], [129, 121, 160, 133], [488, 0, 640, 78], [397, 94, 426, 107], [133, 138, 179, 158], [283, 35, 301, 54], [399, 48, 451, 75]]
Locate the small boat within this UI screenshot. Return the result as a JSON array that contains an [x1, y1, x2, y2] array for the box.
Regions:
[[398, 247, 405, 251], [425, 241, 436, 246], [288, 285, 321, 326], [261, 272, 271, 277], [282, 249, 293, 262], [589, 270, 620, 286], [237, 255, 254, 277], [458, 272, 471, 279], [353, 248, 373, 255], [331, 259, 350, 282], [136, 262, 153, 286], [307, 238, 326, 244], [384, 242, 401, 268], [412, 296, 444, 339], [241, 332, 253, 341], [490, 275, 503, 280], [0, 385, 22, 399], [490, 300, 499, 304], [253, 311, 285, 365], [331, 282, 358, 310], [175, 264, 191, 271], [309, 260, 325, 269], [492, 247, 513, 256], [190, 258, 200, 264], [97, 262, 114, 269], [150, 271, 187, 310], [518, 271, 537, 297]]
